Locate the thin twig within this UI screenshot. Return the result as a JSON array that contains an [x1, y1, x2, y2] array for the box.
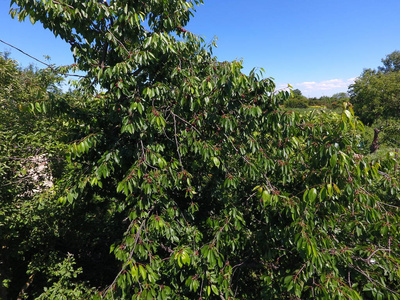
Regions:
[[172, 113, 184, 171], [366, 248, 390, 264], [101, 207, 153, 298], [378, 170, 391, 179], [223, 133, 252, 166], [106, 28, 130, 54], [140, 140, 146, 160], [377, 201, 399, 209], [52, 0, 74, 9], [199, 275, 205, 299], [17, 272, 36, 300], [350, 264, 400, 296], [173, 113, 201, 134], [294, 262, 307, 280], [348, 271, 352, 289], [345, 164, 352, 182]]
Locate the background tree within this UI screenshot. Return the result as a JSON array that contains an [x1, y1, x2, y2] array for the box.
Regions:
[[349, 68, 400, 125], [378, 50, 400, 73], [349, 52, 400, 149], [284, 91, 349, 110], [284, 88, 309, 108], [0, 53, 65, 298], [0, 54, 124, 300], [292, 88, 303, 97], [4, 1, 400, 299]]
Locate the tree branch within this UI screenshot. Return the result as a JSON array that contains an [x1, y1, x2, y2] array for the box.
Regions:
[[101, 207, 153, 298]]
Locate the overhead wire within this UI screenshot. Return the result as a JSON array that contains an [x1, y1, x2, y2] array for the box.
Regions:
[[0, 38, 85, 78]]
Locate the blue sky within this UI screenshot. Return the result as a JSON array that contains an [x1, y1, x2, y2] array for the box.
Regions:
[[1, 0, 400, 97]]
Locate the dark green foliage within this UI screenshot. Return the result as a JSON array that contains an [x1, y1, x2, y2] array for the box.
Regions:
[[284, 89, 308, 108], [284, 98, 309, 108], [0, 54, 125, 299], [284, 91, 349, 110], [383, 122, 400, 148], [349, 52, 400, 126], [379, 50, 400, 73], [349, 51, 400, 149], [350, 69, 400, 125], [35, 254, 96, 300], [2, 1, 400, 299], [292, 88, 303, 97]]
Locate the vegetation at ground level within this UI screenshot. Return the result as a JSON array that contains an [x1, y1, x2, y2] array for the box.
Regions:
[[1, 0, 400, 299]]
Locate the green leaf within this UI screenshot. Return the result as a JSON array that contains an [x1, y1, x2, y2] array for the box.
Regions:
[[308, 188, 317, 203], [344, 109, 352, 121], [319, 187, 327, 201], [284, 275, 293, 285], [29, 15, 36, 24], [181, 251, 190, 265], [139, 265, 146, 280], [131, 265, 138, 280], [303, 190, 308, 202], [262, 190, 270, 205], [333, 183, 341, 194], [330, 154, 337, 168], [327, 184, 333, 197], [211, 157, 220, 168], [211, 284, 218, 295]]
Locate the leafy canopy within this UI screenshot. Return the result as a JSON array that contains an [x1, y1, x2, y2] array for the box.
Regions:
[[349, 51, 400, 125], [5, 1, 400, 299]]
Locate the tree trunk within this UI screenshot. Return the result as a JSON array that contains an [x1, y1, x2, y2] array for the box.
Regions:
[[370, 128, 381, 153]]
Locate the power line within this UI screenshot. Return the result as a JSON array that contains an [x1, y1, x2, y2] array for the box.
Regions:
[[0, 38, 85, 78]]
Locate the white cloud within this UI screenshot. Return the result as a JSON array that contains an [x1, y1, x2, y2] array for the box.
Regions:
[[294, 78, 356, 97], [276, 78, 357, 97]]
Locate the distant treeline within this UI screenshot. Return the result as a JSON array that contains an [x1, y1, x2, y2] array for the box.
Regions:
[[284, 89, 349, 109]]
